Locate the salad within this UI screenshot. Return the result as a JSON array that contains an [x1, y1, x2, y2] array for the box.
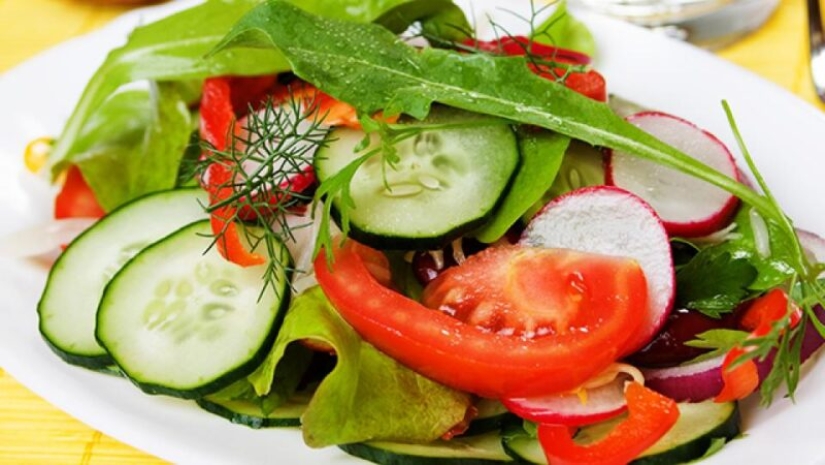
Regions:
[[4, 0, 825, 464]]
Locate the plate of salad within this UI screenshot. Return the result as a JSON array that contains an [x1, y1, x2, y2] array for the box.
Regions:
[[2, 0, 825, 464]]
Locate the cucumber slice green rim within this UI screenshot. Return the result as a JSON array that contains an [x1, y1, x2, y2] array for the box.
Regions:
[[37, 188, 208, 369], [196, 394, 309, 428], [339, 430, 514, 465], [96, 220, 292, 399], [315, 105, 520, 250]]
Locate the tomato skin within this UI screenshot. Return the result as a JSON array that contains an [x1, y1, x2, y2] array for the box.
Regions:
[[315, 241, 648, 398], [538, 382, 679, 465], [54, 165, 106, 219]]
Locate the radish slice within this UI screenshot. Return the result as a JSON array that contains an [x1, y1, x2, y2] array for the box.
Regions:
[[501, 364, 643, 426], [798, 229, 825, 275], [520, 186, 674, 355], [606, 111, 740, 238]]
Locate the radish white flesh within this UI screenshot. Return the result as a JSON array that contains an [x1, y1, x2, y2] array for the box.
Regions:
[[502, 376, 627, 426], [520, 186, 674, 355], [501, 363, 642, 425], [606, 111, 740, 237]]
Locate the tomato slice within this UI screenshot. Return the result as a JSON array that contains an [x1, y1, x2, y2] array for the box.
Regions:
[[314, 242, 648, 398], [54, 165, 106, 219], [538, 382, 679, 465]]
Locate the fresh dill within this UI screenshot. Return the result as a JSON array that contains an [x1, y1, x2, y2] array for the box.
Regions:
[[198, 90, 328, 295]]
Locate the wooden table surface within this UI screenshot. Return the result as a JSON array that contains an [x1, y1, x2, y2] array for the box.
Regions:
[[0, 0, 822, 463]]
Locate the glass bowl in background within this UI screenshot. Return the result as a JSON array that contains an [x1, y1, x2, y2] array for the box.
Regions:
[[571, 0, 780, 48]]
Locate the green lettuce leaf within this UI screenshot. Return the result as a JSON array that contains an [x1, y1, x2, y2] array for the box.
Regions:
[[531, 0, 596, 56], [74, 82, 193, 211], [50, 0, 470, 198], [259, 287, 472, 447]]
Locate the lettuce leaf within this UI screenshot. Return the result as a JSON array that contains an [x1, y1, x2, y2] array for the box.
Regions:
[[254, 287, 472, 447]]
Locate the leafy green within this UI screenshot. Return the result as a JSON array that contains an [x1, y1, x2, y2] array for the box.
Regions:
[[73, 82, 193, 211], [474, 128, 568, 243], [684, 329, 749, 363], [531, 0, 596, 56], [50, 0, 468, 182], [212, 0, 779, 233], [709, 206, 798, 291], [676, 249, 758, 318], [255, 287, 471, 447], [49, 0, 281, 174]]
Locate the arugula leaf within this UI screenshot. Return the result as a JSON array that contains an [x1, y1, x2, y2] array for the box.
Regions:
[[684, 329, 748, 363], [50, 0, 468, 177], [255, 287, 471, 447], [474, 128, 568, 243], [676, 249, 758, 318], [73, 82, 193, 211], [531, 0, 596, 56], [212, 0, 779, 231]]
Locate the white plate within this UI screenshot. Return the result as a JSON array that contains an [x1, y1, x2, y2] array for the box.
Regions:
[[1, 1, 825, 464]]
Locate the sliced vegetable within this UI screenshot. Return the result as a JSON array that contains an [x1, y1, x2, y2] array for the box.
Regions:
[[340, 430, 513, 465], [317, 240, 648, 398], [54, 165, 106, 219], [501, 364, 643, 426], [520, 186, 674, 355], [315, 106, 519, 250], [606, 112, 740, 237], [38, 188, 208, 369], [462, 36, 606, 101], [716, 288, 800, 402], [537, 383, 679, 465], [96, 220, 291, 398], [503, 400, 739, 465]]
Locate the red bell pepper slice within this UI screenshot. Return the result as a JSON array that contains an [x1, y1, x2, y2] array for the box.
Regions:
[[537, 382, 679, 465], [715, 289, 801, 402], [200, 77, 266, 267], [463, 36, 607, 101], [54, 165, 106, 219]]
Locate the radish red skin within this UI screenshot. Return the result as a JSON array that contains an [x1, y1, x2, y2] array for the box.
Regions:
[[605, 111, 741, 238]]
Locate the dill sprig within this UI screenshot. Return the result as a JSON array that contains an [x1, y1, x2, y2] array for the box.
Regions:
[[199, 90, 328, 295]]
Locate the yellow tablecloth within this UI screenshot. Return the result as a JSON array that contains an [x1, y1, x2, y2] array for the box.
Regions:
[[0, 0, 821, 463]]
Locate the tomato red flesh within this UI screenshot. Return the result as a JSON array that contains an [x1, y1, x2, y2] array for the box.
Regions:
[[54, 165, 106, 219], [538, 382, 679, 465], [315, 242, 648, 398]]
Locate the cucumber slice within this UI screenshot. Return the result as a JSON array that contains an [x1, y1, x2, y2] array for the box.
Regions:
[[96, 220, 291, 399], [339, 430, 514, 465], [38, 188, 208, 369], [196, 392, 310, 428], [315, 106, 519, 250], [461, 399, 515, 437], [502, 400, 740, 464]]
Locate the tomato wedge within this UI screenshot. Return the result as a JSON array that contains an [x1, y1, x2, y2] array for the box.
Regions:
[[715, 288, 801, 402], [314, 242, 648, 398], [538, 382, 679, 465], [54, 165, 106, 219]]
